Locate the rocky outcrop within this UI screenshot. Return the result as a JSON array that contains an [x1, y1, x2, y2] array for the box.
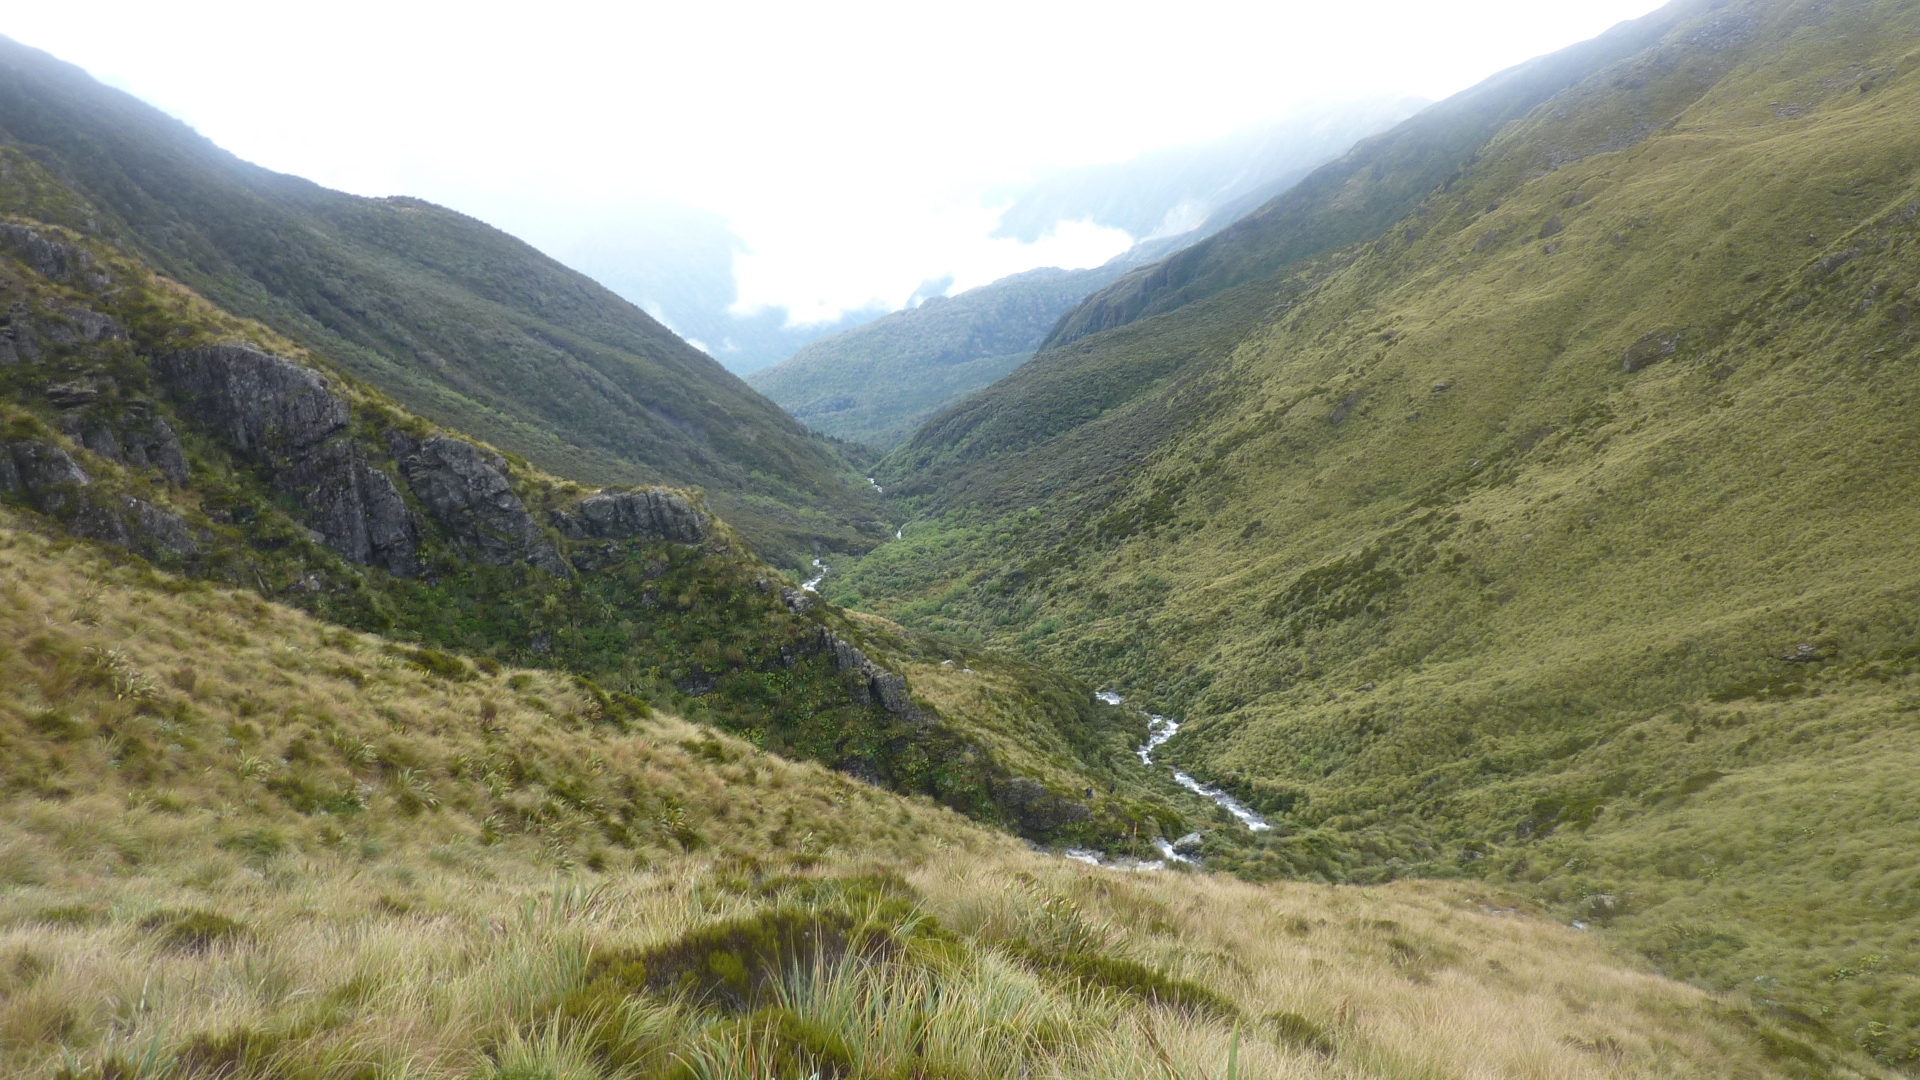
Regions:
[[153, 345, 421, 576], [0, 298, 124, 366], [155, 345, 348, 457], [389, 433, 566, 575], [0, 438, 91, 513], [284, 443, 420, 577], [994, 777, 1092, 834], [0, 437, 195, 557], [552, 488, 706, 545], [69, 494, 197, 556], [0, 224, 111, 290], [819, 628, 922, 724], [59, 406, 189, 486]]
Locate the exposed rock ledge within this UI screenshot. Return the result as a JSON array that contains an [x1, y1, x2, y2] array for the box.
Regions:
[[553, 488, 706, 545], [819, 628, 922, 724]]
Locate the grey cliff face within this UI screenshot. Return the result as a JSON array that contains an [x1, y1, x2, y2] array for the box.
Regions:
[[552, 488, 707, 545], [279, 442, 420, 577], [153, 345, 420, 575], [820, 628, 923, 725], [59, 406, 190, 486], [0, 224, 111, 290], [391, 433, 566, 575], [0, 436, 196, 558], [155, 345, 348, 457], [0, 438, 91, 513]]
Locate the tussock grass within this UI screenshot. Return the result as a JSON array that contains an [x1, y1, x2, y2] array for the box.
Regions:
[[0, 511, 1836, 1078]]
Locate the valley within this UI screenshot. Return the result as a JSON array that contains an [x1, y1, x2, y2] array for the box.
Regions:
[[1, 0, 1917, 1076]]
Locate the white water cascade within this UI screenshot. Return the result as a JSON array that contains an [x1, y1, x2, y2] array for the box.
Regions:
[[1098, 691, 1271, 832]]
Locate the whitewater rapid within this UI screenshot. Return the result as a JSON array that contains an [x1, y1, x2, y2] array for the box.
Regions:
[[1097, 690, 1271, 832]]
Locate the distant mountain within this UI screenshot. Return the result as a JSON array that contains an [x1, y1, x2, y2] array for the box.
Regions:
[[749, 262, 1130, 450], [750, 103, 1423, 449], [523, 203, 887, 375], [0, 36, 885, 564]]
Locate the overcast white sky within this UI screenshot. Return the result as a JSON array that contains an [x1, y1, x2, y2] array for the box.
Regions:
[[8, 0, 1666, 326]]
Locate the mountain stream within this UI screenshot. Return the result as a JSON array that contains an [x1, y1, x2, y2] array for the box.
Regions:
[[1098, 691, 1272, 833]]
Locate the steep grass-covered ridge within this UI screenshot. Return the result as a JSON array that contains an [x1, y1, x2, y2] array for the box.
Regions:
[[836, 0, 1920, 1066], [0, 37, 884, 563]]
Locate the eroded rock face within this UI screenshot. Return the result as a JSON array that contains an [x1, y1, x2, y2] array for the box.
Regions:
[[0, 438, 90, 513], [553, 488, 707, 545], [391, 433, 566, 575], [59, 407, 190, 486], [155, 345, 347, 456], [0, 437, 196, 557], [69, 495, 197, 556], [0, 224, 110, 289], [280, 441, 420, 577], [819, 628, 922, 724], [154, 345, 420, 575]]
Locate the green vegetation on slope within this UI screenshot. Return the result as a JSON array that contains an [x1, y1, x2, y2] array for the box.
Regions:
[[749, 264, 1127, 450], [0, 519, 1852, 1079], [0, 37, 883, 564], [833, 0, 1920, 1067], [0, 214, 1187, 850]]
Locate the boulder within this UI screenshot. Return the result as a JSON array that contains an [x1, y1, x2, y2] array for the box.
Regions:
[[391, 433, 566, 574], [552, 488, 707, 544], [996, 777, 1092, 834]]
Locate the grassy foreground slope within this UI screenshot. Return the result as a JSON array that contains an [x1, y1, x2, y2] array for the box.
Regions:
[[0, 37, 883, 563], [838, 0, 1920, 1065], [0, 517, 1854, 1080]]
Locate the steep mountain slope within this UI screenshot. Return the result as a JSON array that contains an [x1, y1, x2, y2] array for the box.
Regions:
[[0, 36, 884, 563], [0, 211, 1200, 853], [836, 0, 1920, 1065], [0, 519, 1827, 1080], [1040, 0, 1709, 350], [750, 265, 1131, 449]]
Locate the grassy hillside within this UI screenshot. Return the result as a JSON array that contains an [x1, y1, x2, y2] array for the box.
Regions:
[[749, 265, 1129, 450], [0, 517, 1860, 1079], [0, 37, 883, 564], [832, 0, 1920, 1067], [0, 212, 1199, 852], [1039, 0, 1707, 350]]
